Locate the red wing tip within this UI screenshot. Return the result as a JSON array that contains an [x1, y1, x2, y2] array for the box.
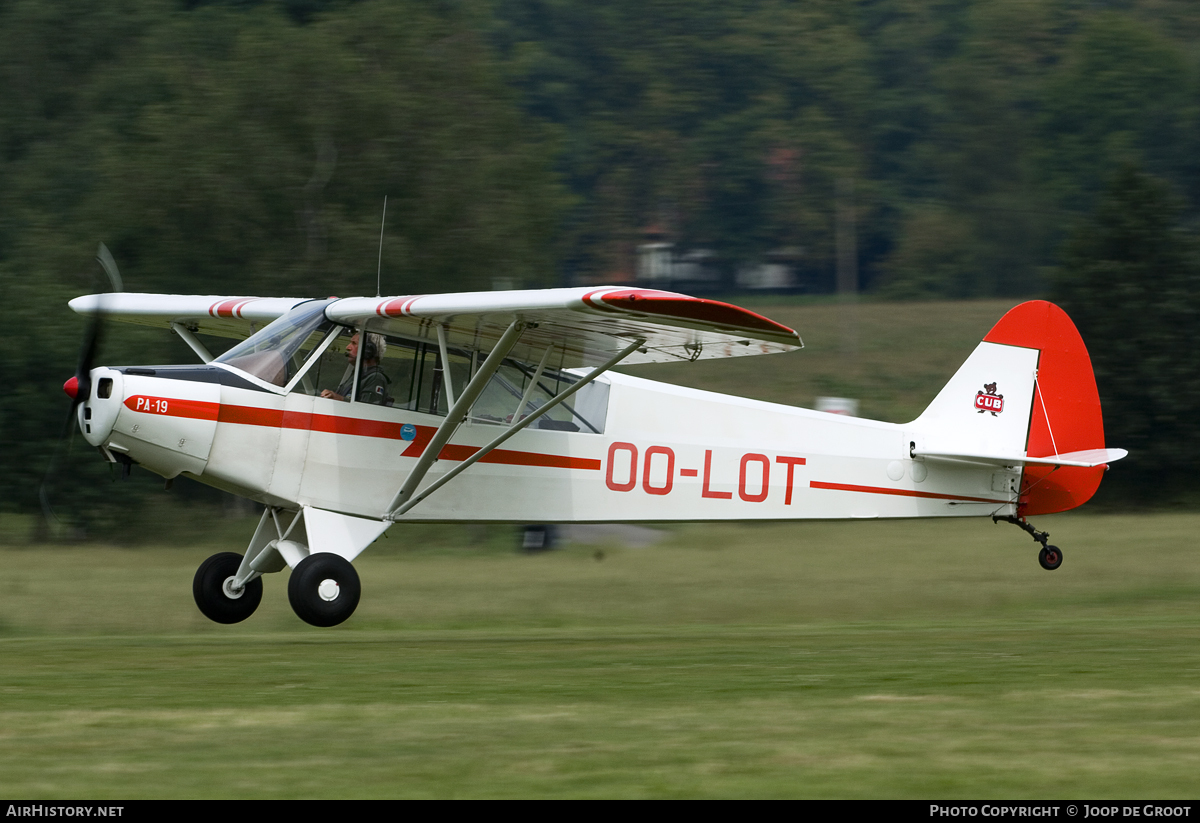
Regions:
[[595, 289, 798, 338]]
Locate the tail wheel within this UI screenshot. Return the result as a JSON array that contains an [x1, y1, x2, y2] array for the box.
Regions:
[[193, 552, 263, 624], [288, 553, 361, 627], [1038, 545, 1063, 571]]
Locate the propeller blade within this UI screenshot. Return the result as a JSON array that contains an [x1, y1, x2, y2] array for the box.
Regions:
[[71, 243, 121, 408], [41, 243, 125, 531], [96, 242, 124, 292]]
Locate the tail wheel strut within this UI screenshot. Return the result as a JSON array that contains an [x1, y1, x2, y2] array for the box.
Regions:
[[993, 514, 1063, 571]]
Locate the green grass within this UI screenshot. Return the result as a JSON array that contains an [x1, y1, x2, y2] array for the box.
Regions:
[[2, 512, 1199, 798]]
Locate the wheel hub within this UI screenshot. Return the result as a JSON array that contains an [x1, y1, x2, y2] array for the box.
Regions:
[[318, 578, 340, 601], [221, 576, 245, 600]]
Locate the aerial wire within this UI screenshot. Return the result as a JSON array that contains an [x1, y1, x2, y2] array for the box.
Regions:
[[377, 195, 387, 298]]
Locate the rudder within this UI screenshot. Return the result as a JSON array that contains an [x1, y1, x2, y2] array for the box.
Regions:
[[982, 301, 1108, 516]]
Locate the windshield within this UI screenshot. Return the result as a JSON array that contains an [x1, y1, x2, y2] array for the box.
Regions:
[[214, 299, 336, 386]]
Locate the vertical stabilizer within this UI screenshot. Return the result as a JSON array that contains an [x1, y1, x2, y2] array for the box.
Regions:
[[982, 301, 1108, 515], [910, 339, 1040, 462], [912, 301, 1110, 516]]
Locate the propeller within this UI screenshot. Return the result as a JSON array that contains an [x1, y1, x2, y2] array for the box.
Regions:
[[61, 244, 122, 421], [40, 244, 125, 528]]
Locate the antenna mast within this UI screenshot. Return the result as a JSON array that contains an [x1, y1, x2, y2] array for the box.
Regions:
[[376, 195, 388, 298]]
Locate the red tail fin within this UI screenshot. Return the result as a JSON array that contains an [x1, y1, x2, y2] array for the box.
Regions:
[[983, 301, 1107, 515]]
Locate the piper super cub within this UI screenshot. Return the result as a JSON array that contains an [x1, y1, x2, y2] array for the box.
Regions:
[[65, 279, 1126, 627]]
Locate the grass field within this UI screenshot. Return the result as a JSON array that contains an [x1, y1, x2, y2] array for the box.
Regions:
[[2, 511, 1199, 798]]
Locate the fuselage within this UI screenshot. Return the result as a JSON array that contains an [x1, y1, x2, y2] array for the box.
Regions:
[[78, 364, 1018, 523]]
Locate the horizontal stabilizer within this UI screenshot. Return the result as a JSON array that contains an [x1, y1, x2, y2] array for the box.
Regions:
[[914, 447, 1128, 468]]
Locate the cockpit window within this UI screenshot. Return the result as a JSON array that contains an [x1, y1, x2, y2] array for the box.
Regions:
[[364, 330, 610, 433], [214, 299, 336, 386], [470, 361, 609, 433]]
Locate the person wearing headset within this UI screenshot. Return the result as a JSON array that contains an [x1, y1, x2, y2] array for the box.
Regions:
[[321, 331, 391, 404]]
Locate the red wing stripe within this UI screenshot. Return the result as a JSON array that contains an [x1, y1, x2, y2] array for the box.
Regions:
[[377, 296, 421, 318], [209, 299, 252, 318], [581, 288, 621, 313], [810, 481, 1004, 504]]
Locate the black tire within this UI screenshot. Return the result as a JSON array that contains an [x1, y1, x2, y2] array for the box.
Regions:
[[287, 553, 361, 627], [1038, 545, 1063, 571], [193, 551, 263, 624]]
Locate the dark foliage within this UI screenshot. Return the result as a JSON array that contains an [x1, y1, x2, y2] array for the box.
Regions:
[[1054, 166, 1200, 501]]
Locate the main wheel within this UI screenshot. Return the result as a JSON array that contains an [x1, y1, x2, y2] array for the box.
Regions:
[[193, 551, 263, 624], [1038, 545, 1063, 571], [287, 553, 361, 627]]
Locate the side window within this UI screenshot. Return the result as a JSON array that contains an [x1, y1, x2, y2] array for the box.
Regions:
[[471, 362, 536, 424], [563, 371, 610, 433], [300, 329, 408, 405], [381, 338, 419, 410], [293, 328, 354, 397], [344, 331, 610, 433], [365, 335, 474, 414], [472, 361, 609, 433]]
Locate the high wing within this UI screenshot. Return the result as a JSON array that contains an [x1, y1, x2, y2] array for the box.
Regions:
[[68, 293, 311, 341], [327, 286, 801, 366], [71, 286, 802, 366]]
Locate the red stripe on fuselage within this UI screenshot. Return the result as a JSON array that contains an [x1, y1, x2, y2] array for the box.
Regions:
[[217, 404, 282, 427], [809, 480, 1004, 504], [125, 395, 220, 420], [215, 403, 599, 470]]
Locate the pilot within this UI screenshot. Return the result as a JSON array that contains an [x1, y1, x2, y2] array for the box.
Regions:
[[321, 331, 390, 404]]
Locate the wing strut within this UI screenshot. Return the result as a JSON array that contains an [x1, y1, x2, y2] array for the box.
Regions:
[[381, 319, 528, 517], [435, 323, 457, 408], [512, 344, 553, 426], [170, 322, 214, 363], [385, 336, 645, 521]]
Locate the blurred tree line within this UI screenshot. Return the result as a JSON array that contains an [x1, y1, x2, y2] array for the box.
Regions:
[[4, 0, 1200, 524], [1053, 167, 1200, 503]]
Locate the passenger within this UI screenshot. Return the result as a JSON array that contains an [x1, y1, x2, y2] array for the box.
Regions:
[[321, 332, 390, 404]]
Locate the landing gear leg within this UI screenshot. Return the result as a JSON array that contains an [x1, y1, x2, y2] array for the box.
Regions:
[[993, 514, 1063, 571]]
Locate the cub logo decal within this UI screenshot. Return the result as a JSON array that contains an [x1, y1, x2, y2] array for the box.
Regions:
[[975, 382, 1003, 415]]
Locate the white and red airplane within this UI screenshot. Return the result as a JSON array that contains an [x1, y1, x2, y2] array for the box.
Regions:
[[65, 284, 1125, 627]]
